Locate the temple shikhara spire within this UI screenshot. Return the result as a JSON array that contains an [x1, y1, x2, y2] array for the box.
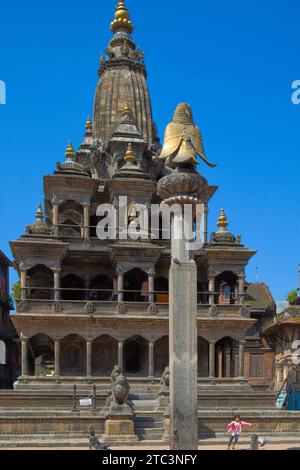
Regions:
[[6, 0, 281, 451]]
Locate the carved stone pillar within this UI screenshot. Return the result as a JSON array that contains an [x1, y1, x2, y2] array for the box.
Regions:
[[118, 340, 124, 371], [86, 339, 92, 377], [148, 272, 155, 304], [148, 340, 154, 377], [53, 269, 61, 301], [21, 336, 29, 376], [208, 274, 216, 306], [118, 274, 124, 303], [217, 347, 223, 379], [83, 204, 90, 239], [203, 205, 209, 244], [52, 203, 59, 237], [208, 340, 216, 379], [238, 340, 246, 378], [225, 344, 231, 378], [238, 273, 246, 305], [20, 269, 27, 301], [55, 339, 61, 376]]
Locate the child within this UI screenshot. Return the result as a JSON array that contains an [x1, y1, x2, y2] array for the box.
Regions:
[[227, 415, 253, 450]]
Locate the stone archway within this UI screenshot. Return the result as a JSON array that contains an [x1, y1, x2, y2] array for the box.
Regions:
[[124, 336, 148, 376], [61, 274, 84, 300], [198, 337, 209, 377], [61, 334, 86, 376], [92, 335, 118, 376], [29, 334, 54, 376], [123, 268, 148, 302], [154, 336, 169, 376]]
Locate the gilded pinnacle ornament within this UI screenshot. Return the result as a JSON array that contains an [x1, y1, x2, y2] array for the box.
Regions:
[[124, 143, 136, 163], [110, 0, 134, 34], [65, 141, 76, 159], [217, 209, 228, 231], [85, 116, 93, 131]]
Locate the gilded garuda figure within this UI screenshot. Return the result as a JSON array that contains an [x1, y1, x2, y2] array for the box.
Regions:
[[158, 103, 216, 170]]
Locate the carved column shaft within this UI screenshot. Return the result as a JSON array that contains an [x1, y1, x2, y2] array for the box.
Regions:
[[53, 270, 61, 301], [118, 340, 124, 371], [208, 275, 215, 306], [20, 270, 27, 301], [118, 274, 124, 303], [148, 273, 155, 304], [53, 203, 59, 237], [83, 205, 90, 239], [238, 340, 246, 378], [148, 341, 154, 377], [86, 340, 92, 377], [238, 274, 246, 305], [55, 339, 60, 376], [21, 338, 29, 376], [208, 340, 216, 379]]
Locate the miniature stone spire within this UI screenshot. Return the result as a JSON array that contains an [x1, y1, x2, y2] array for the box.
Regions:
[[35, 202, 44, 221], [217, 208, 228, 231], [110, 0, 134, 34]]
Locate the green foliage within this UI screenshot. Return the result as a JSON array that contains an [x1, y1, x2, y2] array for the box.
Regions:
[[287, 290, 298, 303], [12, 281, 21, 301]]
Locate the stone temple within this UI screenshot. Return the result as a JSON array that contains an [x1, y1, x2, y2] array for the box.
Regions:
[[1, 0, 299, 446]]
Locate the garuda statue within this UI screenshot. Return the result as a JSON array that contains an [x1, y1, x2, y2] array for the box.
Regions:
[[158, 103, 216, 170]]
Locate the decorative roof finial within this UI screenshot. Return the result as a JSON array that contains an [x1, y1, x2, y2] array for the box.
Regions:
[[65, 141, 76, 160], [110, 0, 134, 34], [35, 202, 44, 221], [217, 209, 228, 231], [85, 116, 93, 131], [124, 143, 136, 163], [122, 102, 133, 119]]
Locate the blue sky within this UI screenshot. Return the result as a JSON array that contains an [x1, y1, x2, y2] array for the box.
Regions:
[[0, 0, 299, 301]]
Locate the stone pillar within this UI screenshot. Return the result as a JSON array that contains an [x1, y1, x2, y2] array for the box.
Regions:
[[148, 340, 154, 377], [238, 340, 246, 378], [148, 272, 155, 304], [203, 205, 209, 244], [118, 273, 124, 303], [55, 339, 61, 376], [20, 269, 27, 301], [83, 204, 90, 239], [86, 339, 92, 377], [238, 273, 246, 305], [53, 203, 59, 237], [208, 340, 216, 379], [21, 336, 29, 376], [225, 344, 231, 378], [53, 269, 61, 301], [118, 340, 124, 371], [208, 274, 215, 306], [217, 347, 223, 379], [169, 214, 198, 450]]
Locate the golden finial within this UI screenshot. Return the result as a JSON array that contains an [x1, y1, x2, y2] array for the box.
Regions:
[[124, 143, 136, 163], [110, 0, 134, 34], [122, 102, 133, 119], [35, 202, 44, 220], [217, 209, 228, 230], [65, 141, 76, 159], [85, 116, 93, 131]]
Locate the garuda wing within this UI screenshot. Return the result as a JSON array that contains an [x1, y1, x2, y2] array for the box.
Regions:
[[158, 123, 182, 160], [190, 125, 216, 168]]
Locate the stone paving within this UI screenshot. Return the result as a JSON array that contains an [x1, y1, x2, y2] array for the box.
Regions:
[[1, 444, 300, 451]]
